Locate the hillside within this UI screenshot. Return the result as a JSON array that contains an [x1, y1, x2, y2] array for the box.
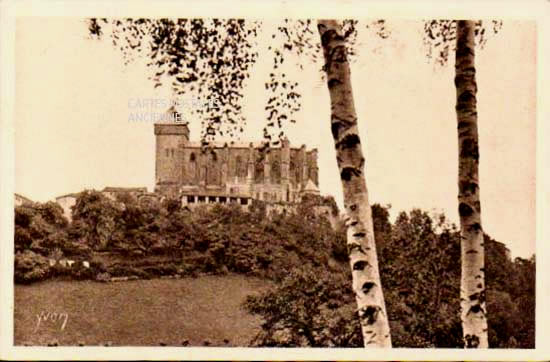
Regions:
[[14, 190, 535, 347]]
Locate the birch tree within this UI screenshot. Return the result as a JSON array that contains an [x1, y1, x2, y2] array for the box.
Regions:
[[316, 19, 391, 347], [454, 19, 488, 348], [423, 19, 502, 348]]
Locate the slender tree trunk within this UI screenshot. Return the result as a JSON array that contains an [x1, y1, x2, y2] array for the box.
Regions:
[[317, 19, 391, 348], [455, 20, 488, 348]]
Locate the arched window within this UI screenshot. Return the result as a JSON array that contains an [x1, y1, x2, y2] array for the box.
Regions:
[[271, 160, 281, 184], [291, 162, 301, 184], [311, 168, 318, 184], [207, 150, 220, 185], [235, 155, 242, 178], [255, 156, 264, 183], [188, 153, 197, 184]]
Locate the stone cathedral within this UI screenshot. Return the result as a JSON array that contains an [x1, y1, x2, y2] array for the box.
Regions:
[[154, 107, 320, 206]]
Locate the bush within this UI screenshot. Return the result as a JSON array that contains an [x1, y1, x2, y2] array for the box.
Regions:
[[245, 266, 360, 347], [15, 203, 68, 254], [14, 250, 51, 284], [14, 225, 33, 252]]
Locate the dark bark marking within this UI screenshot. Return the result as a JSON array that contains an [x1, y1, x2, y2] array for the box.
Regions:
[[466, 249, 478, 254], [456, 45, 475, 58], [328, 78, 342, 89], [341, 167, 360, 181], [469, 304, 482, 314], [353, 260, 369, 271], [359, 305, 380, 326], [338, 133, 361, 150], [347, 243, 366, 255], [459, 138, 479, 161], [331, 122, 341, 139], [320, 29, 337, 47], [455, 67, 477, 85], [330, 45, 348, 63], [479, 290, 486, 303], [361, 282, 375, 295], [468, 223, 482, 233], [464, 334, 480, 348], [317, 23, 326, 33], [459, 180, 478, 195], [459, 202, 474, 217], [353, 231, 366, 239]]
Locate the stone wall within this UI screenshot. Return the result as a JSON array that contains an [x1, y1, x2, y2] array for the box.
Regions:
[[154, 121, 319, 204], [55, 195, 77, 222]]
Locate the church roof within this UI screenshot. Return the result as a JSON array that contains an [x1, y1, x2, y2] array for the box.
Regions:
[[302, 179, 320, 194], [15, 193, 33, 203], [55, 192, 80, 200], [102, 187, 147, 193], [182, 140, 315, 151]]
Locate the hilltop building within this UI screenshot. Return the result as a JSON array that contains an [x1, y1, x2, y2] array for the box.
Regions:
[[55, 192, 80, 221], [55, 187, 149, 221], [15, 193, 33, 207], [154, 107, 320, 206]]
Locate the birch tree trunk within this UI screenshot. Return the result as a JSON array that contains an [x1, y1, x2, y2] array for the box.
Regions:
[[317, 19, 391, 348], [455, 20, 489, 348]]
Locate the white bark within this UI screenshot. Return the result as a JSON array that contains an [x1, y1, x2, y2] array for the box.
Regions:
[[455, 20, 489, 348], [318, 19, 391, 348]]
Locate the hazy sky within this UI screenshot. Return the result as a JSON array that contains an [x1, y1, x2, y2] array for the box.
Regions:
[[15, 18, 536, 258]]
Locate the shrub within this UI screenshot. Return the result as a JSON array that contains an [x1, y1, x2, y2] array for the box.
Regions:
[[245, 266, 360, 347], [14, 250, 51, 283]]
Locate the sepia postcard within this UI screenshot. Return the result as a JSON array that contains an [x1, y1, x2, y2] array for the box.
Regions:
[[1, 0, 549, 360]]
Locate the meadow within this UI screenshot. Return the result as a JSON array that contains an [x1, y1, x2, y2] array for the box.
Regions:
[[14, 275, 267, 346]]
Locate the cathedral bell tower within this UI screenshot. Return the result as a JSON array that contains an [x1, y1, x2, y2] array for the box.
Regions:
[[154, 106, 189, 195]]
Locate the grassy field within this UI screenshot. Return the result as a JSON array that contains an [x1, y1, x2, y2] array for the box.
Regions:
[[14, 274, 269, 346]]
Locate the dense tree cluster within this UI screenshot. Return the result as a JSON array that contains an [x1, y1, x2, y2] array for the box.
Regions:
[[14, 191, 342, 281], [14, 194, 534, 347], [245, 206, 535, 348]]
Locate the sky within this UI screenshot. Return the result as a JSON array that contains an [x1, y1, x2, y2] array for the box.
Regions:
[[15, 18, 536, 258]]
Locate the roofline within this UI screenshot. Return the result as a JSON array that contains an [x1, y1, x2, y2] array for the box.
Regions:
[[102, 187, 147, 192], [14, 193, 32, 202], [181, 142, 318, 151], [55, 192, 80, 200]]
